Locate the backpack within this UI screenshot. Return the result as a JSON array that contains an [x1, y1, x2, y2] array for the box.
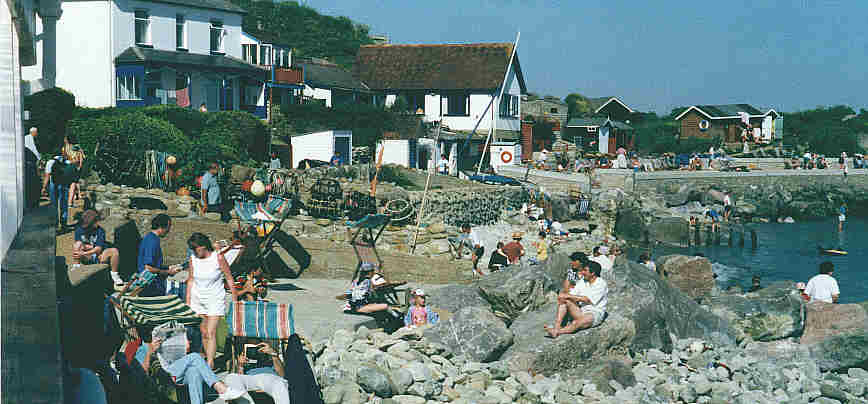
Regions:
[[51, 159, 75, 185]]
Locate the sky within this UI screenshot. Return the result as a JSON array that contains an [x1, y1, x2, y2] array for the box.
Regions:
[[301, 0, 867, 115]]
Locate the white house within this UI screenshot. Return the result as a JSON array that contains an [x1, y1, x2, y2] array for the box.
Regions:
[[355, 43, 527, 133], [240, 30, 303, 118], [21, 0, 265, 111]]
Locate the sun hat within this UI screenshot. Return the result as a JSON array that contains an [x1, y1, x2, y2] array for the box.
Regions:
[[795, 282, 806, 290], [413, 288, 425, 297]]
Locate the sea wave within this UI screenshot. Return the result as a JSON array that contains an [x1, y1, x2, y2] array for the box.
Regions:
[[711, 261, 750, 286]]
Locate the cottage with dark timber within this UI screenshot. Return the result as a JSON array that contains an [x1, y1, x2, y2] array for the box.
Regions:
[[355, 43, 527, 133], [674, 103, 780, 143], [565, 96, 636, 154]]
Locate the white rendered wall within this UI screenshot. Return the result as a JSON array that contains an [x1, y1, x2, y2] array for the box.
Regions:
[[1, 4, 25, 261], [290, 130, 334, 168], [380, 140, 410, 167], [303, 85, 332, 107]]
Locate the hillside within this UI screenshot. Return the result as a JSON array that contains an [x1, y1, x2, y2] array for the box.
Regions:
[[229, 0, 374, 68]]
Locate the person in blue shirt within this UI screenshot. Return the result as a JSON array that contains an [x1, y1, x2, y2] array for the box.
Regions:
[[704, 209, 721, 233], [201, 163, 229, 222], [137, 214, 179, 297], [329, 151, 343, 166], [72, 209, 122, 285]]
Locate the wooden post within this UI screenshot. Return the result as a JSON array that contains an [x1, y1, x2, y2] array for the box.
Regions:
[[370, 142, 384, 197], [410, 121, 442, 254]]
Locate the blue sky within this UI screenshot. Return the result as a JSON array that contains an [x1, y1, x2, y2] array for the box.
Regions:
[[303, 0, 867, 115]]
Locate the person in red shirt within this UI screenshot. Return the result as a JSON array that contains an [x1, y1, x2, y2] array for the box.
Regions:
[[502, 232, 525, 264]]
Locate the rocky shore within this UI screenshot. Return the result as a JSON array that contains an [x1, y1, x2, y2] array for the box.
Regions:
[[302, 252, 868, 404]]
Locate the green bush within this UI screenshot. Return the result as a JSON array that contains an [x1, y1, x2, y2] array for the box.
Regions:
[[141, 105, 209, 139], [23, 87, 76, 155], [67, 112, 190, 186], [280, 102, 411, 148], [203, 111, 269, 161]]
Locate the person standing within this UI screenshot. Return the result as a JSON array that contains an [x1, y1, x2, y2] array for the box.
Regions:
[[502, 232, 525, 265], [67, 145, 84, 209], [437, 154, 449, 175], [589, 246, 613, 272], [838, 203, 846, 232], [839, 152, 846, 170], [459, 224, 485, 277], [48, 155, 72, 232], [201, 163, 229, 222], [186, 233, 237, 369], [723, 192, 733, 221], [269, 152, 282, 170], [137, 214, 179, 297], [802, 261, 840, 303]]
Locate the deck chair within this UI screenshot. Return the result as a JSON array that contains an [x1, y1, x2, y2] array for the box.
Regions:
[[225, 300, 294, 374], [574, 198, 591, 220], [348, 214, 390, 281], [234, 196, 295, 276]]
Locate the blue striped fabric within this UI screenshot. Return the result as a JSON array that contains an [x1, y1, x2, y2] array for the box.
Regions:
[[227, 301, 294, 339]]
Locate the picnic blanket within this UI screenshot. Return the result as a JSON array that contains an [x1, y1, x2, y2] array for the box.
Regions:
[[226, 301, 294, 340], [119, 295, 201, 327], [234, 196, 292, 223]]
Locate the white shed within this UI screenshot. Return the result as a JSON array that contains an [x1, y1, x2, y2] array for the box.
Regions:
[[290, 130, 353, 169], [377, 138, 437, 170]]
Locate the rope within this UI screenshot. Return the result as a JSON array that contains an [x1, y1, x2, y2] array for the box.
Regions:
[[384, 199, 414, 224]]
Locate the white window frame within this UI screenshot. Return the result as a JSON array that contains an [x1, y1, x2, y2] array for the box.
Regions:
[[116, 75, 141, 100], [260, 44, 272, 66], [134, 10, 151, 46], [175, 14, 187, 50], [210, 20, 226, 54]]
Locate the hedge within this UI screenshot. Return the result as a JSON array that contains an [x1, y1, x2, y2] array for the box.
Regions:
[[279, 102, 414, 147], [67, 112, 190, 187], [23, 87, 76, 155]]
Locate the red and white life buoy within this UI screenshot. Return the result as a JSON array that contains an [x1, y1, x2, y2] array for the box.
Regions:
[[501, 150, 513, 163]]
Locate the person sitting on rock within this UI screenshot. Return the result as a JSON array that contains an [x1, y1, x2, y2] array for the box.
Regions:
[[589, 246, 613, 272], [488, 242, 510, 270], [802, 261, 840, 304], [529, 231, 549, 265], [545, 257, 608, 338], [502, 232, 525, 265], [72, 209, 123, 286], [638, 253, 656, 272], [403, 288, 439, 329]]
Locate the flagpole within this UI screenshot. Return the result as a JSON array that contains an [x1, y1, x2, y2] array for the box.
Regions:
[[476, 31, 520, 176]]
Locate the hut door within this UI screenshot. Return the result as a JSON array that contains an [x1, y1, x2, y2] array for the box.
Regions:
[[335, 136, 351, 162], [598, 126, 610, 154]]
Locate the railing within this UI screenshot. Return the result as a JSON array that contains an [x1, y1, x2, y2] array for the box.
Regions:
[[272, 67, 303, 85]]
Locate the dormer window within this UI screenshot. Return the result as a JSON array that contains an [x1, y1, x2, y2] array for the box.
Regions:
[[135, 10, 151, 45], [210, 20, 225, 54]]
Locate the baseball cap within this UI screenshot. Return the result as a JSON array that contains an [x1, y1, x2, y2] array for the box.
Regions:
[[569, 252, 589, 263]]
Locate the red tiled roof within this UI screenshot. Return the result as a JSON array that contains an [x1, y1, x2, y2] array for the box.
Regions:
[[355, 43, 525, 92]]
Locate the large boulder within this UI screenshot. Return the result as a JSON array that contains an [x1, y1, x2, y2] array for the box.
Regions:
[[646, 215, 690, 246], [800, 302, 868, 371], [425, 284, 489, 319], [423, 306, 514, 363], [664, 184, 691, 207], [704, 281, 805, 342], [477, 266, 556, 323], [656, 255, 715, 300], [502, 260, 736, 374]]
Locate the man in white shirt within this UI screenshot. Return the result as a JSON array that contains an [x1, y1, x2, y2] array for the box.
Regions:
[[545, 258, 608, 338], [802, 261, 840, 303], [723, 192, 733, 221], [537, 149, 549, 169], [437, 154, 449, 175], [590, 246, 613, 272]]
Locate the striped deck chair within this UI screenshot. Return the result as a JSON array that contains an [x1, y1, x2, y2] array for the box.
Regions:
[[118, 295, 202, 328], [574, 198, 591, 219], [234, 196, 292, 224], [348, 214, 390, 281], [226, 300, 295, 374]]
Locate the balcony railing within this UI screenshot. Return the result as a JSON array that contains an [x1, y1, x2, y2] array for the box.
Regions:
[[272, 67, 303, 85]]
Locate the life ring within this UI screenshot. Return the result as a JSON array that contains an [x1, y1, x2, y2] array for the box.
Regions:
[[501, 150, 513, 163], [699, 120, 710, 131]]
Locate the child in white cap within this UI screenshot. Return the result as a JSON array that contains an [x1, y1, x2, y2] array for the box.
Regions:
[[403, 288, 439, 329]]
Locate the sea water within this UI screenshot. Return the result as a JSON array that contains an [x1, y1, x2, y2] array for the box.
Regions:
[[648, 216, 867, 303]]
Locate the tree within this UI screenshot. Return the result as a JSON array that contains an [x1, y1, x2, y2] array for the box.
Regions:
[[564, 93, 593, 119], [525, 92, 540, 101]]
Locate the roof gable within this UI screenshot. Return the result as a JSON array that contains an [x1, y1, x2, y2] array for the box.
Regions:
[[355, 43, 526, 92], [593, 97, 633, 114], [674, 103, 770, 120], [296, 60, 369, 92]]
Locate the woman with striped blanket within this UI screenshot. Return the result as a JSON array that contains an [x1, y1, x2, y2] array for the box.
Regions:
[[186, 233, 239, 369]]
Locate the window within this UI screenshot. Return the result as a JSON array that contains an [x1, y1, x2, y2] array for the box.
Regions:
[[135, 10, 150, 45], [500, 95, 519, 117], [210, 20, 225, 53], [117, 75, 140, 100], [260, 45, 271, 65], [550, 107, 558, 114], [445, 92, 469, 116], [175, 15, 186, 49], [241, 43, 257, 64]]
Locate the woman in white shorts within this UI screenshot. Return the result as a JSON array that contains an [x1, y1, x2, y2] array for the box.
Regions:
[[186, 232, 238, 368]]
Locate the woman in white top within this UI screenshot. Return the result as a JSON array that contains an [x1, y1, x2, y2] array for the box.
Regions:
[[186, 232, 238, 368]]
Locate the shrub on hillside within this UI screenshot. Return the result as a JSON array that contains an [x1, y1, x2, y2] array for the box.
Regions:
[[67, 112, 190, 186], [141, 105, 209, 139], [203, 111, 269, 161], [23, 87, 76, 155]]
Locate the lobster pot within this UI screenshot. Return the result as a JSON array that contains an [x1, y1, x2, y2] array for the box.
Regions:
[[308, 179, 343, 219], [490, 142, 521, 169], [344, 191, 377, 221], [384, 199, 414, 226]]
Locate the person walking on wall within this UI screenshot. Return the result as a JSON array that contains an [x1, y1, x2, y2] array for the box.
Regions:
[[838, 203, 846, 232], [201, 163, 229, 222]]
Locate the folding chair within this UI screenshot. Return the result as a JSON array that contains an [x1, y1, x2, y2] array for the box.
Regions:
[[225, 300, 295, 374], [574, 198, 591, 220], [233, 196, 294, 276], [347, 214, 390, 281]]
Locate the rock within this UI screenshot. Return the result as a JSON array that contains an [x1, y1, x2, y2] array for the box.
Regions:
[[664, 184, 691, 207], [705, 282, 805, 342], [427, 222, 446, 234], [204, 212, 221, 221], [390, 368, 414, 395], [503, 260, 735, 374], [477, 266, 555, 323], [356, 364, 394, 397], [322, 381, 364, 404], [819, 383, 848, 402], [390, 395, 426, 404], [425, 284, 489, 318], [424, 306, 514, 363], [549, 194, 572, 222], [581, 357, 636, 396], [801, 302, 868, 371], [656, 255, 715, 300], [646, 215, 690, 246]]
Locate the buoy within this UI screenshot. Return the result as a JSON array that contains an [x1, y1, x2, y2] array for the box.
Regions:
[[166, 155, 177, 165], [251, 180, 266, 197]]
